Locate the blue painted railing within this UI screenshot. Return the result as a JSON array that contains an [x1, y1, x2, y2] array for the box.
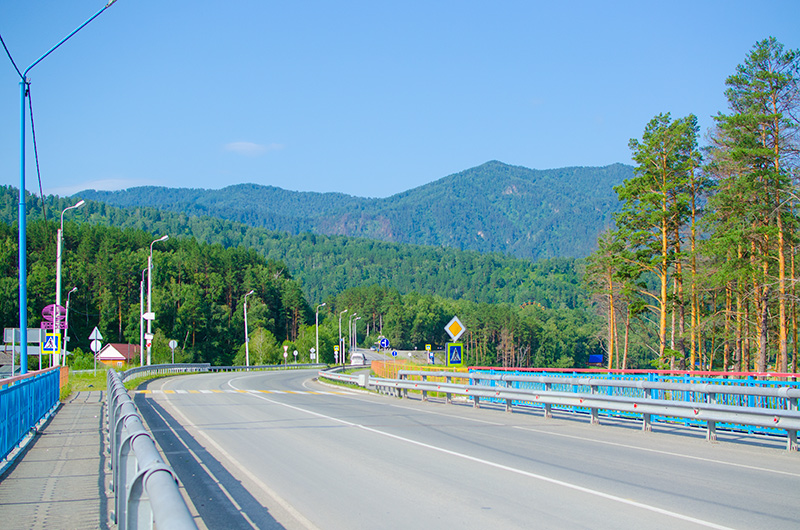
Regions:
[[470, 368, 800, 436], [0, 366, 61, 463]]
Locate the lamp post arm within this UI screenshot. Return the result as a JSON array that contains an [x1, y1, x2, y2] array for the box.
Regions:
[[22, 2, 117, 80]]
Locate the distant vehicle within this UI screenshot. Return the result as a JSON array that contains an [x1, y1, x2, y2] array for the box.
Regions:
[[350, 351, 367, 366]]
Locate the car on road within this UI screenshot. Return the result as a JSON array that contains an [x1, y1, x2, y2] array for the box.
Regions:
[[350, 351, 367, 366]]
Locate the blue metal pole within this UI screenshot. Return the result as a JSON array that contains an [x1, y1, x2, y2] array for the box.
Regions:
[[19, 79, 28, 374], [15, 1, 119, 374]]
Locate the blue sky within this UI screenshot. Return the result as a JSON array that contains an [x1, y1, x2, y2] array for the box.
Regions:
[[1, 1, 798, 199]]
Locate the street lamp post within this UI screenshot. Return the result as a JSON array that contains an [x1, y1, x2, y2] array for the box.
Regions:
[[55, 199, 84, 366], [139, 268, 146, 366], [14, 0, 120, 374], [61, 286, 77, 364], [147, 235, 168, 365], [353, 316, 362, 352], [244, 290, 255, 368], [347, 313, 357, 365], [338, 309, 347, 364], [315, 303, 326, 364]]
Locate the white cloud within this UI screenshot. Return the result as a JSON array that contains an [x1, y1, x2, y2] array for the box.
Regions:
[[224, 141, 284, 156]]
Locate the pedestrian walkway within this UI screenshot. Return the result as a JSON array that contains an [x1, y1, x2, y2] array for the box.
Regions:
[[0, 391, 110, 530]]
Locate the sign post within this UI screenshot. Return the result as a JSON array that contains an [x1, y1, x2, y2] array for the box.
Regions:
[[89, 327, 103, 374], [169, 339, 178, 363]]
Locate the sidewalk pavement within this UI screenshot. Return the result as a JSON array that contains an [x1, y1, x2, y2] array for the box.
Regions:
[[0, 391, 111, 530]]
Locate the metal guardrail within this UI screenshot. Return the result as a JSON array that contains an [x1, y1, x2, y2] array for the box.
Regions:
[[208, 363, 325, 373], [0, 366, 60, 465], [120, 363, 211, 383], [320, 368, 800, 451], [107, 369, 197, 529], [118, 362, 327, 383]]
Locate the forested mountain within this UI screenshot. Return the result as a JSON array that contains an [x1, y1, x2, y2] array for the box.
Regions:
[[78, 161, 630, 260], [0, 217, 603, 369], [0, 188, 603, 368], [0, 186, 588, 310]]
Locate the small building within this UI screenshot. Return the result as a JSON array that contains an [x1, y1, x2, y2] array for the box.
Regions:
[[97, 343, 140, 368]]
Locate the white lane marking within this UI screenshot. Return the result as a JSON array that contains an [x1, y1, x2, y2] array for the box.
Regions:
[[161, 391, 322, 530], [338, 391, 798, 479], [229, 381, 734, 530], [146, 383, 259, 530], [513, 425, 800, 478]]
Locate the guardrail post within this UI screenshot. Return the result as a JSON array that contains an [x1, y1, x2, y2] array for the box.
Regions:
[[421, 374, 428, 402], [789, 397, 798, 451], [642, 386, 653, 432], [706, 391, 718, 442], [472, 375, 480, 409], [544, 382, 552, 419], [401, 373, 408, 399], [504, 378, 513, 413], [446, 376, 452, 404], [590, 382, 599, 425]]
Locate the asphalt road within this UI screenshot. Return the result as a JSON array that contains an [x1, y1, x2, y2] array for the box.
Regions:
[[133, 369, 800, 530]]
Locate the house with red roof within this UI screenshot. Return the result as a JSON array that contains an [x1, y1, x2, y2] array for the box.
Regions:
[[97, 343, 140, 368]]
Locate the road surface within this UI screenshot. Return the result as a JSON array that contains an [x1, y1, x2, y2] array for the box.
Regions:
[[133, 369, 800, 529]]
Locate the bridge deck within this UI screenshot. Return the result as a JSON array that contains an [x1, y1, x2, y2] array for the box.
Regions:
[[0, 391, 110, 530]]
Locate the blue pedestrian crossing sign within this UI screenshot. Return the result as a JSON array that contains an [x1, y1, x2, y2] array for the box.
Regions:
[[446, 342, 463, 367], [41, 333, 60, 354]]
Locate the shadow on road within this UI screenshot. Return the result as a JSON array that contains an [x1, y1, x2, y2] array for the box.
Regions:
[[134, 387, 287, 530]]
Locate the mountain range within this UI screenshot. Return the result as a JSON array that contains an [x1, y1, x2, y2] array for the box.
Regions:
[[78, 161, 631, 260]]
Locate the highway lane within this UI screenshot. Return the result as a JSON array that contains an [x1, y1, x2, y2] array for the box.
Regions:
[[133, 369, 800, 529]]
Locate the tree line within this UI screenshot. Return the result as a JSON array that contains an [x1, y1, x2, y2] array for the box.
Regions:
[[0, 219, 604, 369], [585, 37, 800, 373]]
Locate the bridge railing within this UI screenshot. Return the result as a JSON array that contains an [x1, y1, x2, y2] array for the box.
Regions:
[[107, 369, 197, 529], [0, 366, 61, 464], [339, 369, 800, 451]]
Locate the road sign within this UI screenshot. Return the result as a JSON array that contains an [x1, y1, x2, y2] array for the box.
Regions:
[[380, 337, 390, 349], [90, 339, 102, 353], [89, 327, 103, 341], [169, 340, 178, 349], [41, 333, 59, 354], [425, 344, 431, 351], [143, 312, 156, 321], [446, 342, 463, 366], [392, 350, 397, 357], [334, 345, 340, 352], [445, 316, 466, 341]]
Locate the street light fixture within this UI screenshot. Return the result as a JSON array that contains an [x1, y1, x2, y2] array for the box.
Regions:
[[338, 309, 347, 364], [55, 199, 84, 366], [14, 0, 120, 374], [244, 290, 255, 368], [61, 286, 77, 365], [147, 235, 168, 365], [315, 303, 326, 365]]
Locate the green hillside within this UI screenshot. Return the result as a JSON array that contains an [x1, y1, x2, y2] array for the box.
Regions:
[[1, 186, 588, 310], [78, 161, 630, 260]]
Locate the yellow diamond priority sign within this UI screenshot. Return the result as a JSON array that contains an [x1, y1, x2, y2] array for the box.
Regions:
[[445, 316, 466, 341]]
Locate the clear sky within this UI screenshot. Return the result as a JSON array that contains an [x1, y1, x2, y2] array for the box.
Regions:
[[1, 1, 798, 199]]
